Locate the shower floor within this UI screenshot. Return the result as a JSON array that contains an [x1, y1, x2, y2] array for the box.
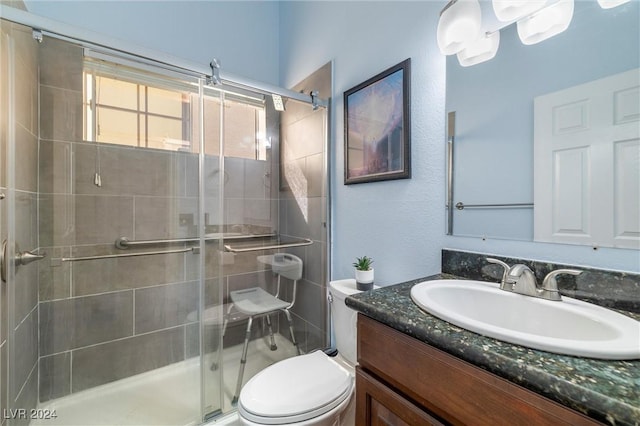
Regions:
[[32, 335, 298, 426]]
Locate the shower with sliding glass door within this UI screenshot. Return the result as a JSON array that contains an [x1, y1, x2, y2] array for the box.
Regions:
[[1, 8, 330, 425]]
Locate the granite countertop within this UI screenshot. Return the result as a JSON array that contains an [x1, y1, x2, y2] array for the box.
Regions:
[[345, 274, 640, 426]]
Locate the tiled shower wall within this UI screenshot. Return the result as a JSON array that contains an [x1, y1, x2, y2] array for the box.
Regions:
[[278, 63, 331, 352], [36, 37, 204, 402], [1, 18, 40, 425], [35, 36, 285, 402]]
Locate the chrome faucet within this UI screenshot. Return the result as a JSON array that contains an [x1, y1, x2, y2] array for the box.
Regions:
[[486, 258, 582, 301], [506, 264, 539, 297]]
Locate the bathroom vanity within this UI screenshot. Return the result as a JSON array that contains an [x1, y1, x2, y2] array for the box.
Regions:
[[346, 267, 640, 425], [356, 314, 599, 425]]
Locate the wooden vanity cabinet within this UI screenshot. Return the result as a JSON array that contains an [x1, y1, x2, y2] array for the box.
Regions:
[[356, 314, 601, 426]]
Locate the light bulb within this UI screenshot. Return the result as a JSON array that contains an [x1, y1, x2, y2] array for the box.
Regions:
[[517, 0, 574, 45], [492, 0, 547, 22], [597, 0, 630, 9], [437, 0, 483, 55], [457, 31, 501, 67]]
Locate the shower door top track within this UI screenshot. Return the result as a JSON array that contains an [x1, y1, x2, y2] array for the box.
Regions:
[[0, 5, 327, 107]]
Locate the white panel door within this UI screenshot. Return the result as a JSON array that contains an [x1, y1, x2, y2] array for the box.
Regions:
[[534, 68, 640, 249]]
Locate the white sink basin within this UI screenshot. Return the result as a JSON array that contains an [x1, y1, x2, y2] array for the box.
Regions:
[[410, 280, 640, 360]]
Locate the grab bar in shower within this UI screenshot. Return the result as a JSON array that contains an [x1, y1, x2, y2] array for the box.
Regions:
[[454, 202, 534, 210], [114, 233, 276, 249], [224, 238, 313, 253], [51, 246, 199, 264]]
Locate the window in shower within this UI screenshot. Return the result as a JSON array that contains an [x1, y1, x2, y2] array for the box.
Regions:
[[83, 59, 269, 160]]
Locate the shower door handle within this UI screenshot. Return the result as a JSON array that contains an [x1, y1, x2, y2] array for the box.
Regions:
[[17, 249, 46, 266], [1, 240, 47, 282]]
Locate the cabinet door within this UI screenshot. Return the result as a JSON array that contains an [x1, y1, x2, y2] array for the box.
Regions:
[[356, 367, 445, 426]]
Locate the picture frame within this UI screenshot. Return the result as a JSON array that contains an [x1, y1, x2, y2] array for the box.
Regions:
[[344, 58, 411, 184]]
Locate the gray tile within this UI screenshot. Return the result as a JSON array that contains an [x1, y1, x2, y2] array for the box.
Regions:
[[14, 37, 37, 135], [39, 85, 82, 143], [37, 194, 65, 248], [278, 311, 307, 353], [179, 153, 200, 198], [39, 194, 135, 247], [306, 153, 325, 198], [281, 197, 311, 238], [39, 246, 71, 301], [39, 37, 83, 91], [243, 198, 275, 227], [12, 308, 37, 401], [279, 156, 306, 196], [135, 281, 199, 334], [244, 159, 270, 200], [14, 191, 37, 249], [185, 323, 201, 359], [73, 195, 135, 245], [38, 139, 73, 195], [305, 321, 327, 353], [133, 196, 198, 241], [13, 257, 37, 325], [203, 155, 222, 198], [290, 279, 325, 332], [14, 191, 38, 324], [39, 352, 71, 402], [13, 361, 37, 426], [39, 291, 133, 356], [15, 124, 38, 193], [72, 326, 185, 392], [74, 144, 180, 197], [307, 196, 327, 243], [304, 240, 326, 286], [72, 251, 186, 296]]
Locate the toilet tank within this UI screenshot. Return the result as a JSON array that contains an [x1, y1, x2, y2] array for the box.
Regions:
[[329, 279, 366, 365]]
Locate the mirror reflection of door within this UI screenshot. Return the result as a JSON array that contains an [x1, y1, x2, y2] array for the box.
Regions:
[[534, 68, 640, 249]]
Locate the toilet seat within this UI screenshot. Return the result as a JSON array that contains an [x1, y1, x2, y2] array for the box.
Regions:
[[238, 351, 353, 425]]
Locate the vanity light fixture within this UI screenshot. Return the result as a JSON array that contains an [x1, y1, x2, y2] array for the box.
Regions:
[[597, 0, 631, 9], [517, 0, 575, 45], [438, 0, 582, 67], [492, 0, 548, 22], [437, 0, 483, 55], [457, 30, 500, 67]]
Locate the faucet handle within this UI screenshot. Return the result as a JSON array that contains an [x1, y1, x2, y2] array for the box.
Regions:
[[541, 269, 582, 301], [486, 258, 510, 287]]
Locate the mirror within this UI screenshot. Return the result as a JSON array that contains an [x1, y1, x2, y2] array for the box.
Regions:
[[446, 0, 639, 246]]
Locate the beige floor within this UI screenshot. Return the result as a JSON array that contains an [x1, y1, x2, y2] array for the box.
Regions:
[[32, 335, 298, 426]]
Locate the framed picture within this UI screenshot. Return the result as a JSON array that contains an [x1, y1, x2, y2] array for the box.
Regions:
[[344, 58, 411, 184]]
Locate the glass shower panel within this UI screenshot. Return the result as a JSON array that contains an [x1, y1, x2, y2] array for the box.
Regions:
[[1, 18, 41, 425], [13, 32, 215, 425], [214, 91, 329, 412]]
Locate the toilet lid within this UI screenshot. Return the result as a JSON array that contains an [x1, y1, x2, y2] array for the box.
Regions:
[[238, 351, 353, 424]]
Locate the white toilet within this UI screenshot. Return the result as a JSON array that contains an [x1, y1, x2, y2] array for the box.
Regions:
[[237, 279, 366, 426]]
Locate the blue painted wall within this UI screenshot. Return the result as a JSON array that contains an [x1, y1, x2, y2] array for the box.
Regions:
[[25, 0, 280, 84]]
